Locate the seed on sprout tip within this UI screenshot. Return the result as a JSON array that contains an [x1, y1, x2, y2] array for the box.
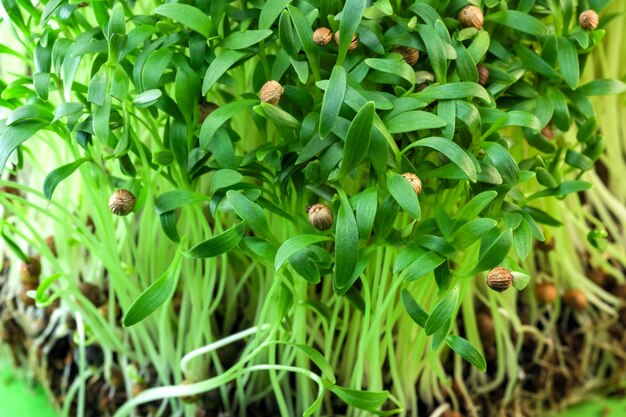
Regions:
[[333, 31, 358, 50], [259, 80, 284, 105], [486, 267, 513, 292], [477, 63, 489, 86], [392, 46, 420, 66], [459, 5, 484, 30], [109, 189, 136, 216], [20, 256, 41, 285], [402, 172, 422, 195], [563, 289, 588, 311], [313, 27, 333, 46], [579, 10, 599, 31], [535, 282, 558, 304], [307, 204, 333, 231]]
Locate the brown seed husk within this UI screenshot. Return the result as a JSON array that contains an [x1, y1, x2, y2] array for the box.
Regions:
[[579, 10, 599, 31], [477, 63, 489, 86], [563, 289, 588, 311], [20, 256, 41, 285], [307, 204, 333, 231], [459, 5, 484, 29], [46, 235, 57, 256], [333, 31, 358, 50], [393, 46, 420, 66], [199, 101, 218, 123], [402, 172, 423, 195], [486, 267, 513, 292], [535, 282, 558, 304], [259, 80, 284, 105], [109, 189, 136, 216], [20, 282, 37, 306], [313, 27, 333, 46], [79, 282, 103, 306]]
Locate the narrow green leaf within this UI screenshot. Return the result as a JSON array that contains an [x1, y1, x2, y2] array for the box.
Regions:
[[155, 190, 211, 215], [202, 50, 250, 94], [485, 10, 549, 36], [335, 102, 375, 180], [415, 82, 491, 104], [337, 0, 367, 63], [401, 288, 429, 328], [334, 190, 359, 293], [185, 223, 246, 258], [210, 169, 243, 193], [200, 99, 257, 148], [471, 229, 513, 274], [254, 103, 300, 128], [0, 121, 47, 171], [226, 190, 273, 240], [222, 30, 273, 49], [513, 220, 532, 261], [356, 188, 377, 240], [319, 66, 347, 139], [514, 44, 562, 80], [557, 37, 579, 89], [387, 172, 421, 219], [407, 137, 477, 182], [386, 111, 446, 134], [330, 386, 389, 412], [259, 0, 292, 29], [7, 104, 53, 126], [446, 335, 486, 371], [133, 89, 162, 106], [578, 79, 626, 96], [453, 218, 498, 250], [43, 158, 90, 200], [155, 3, 211, 37], [123, 250, 184, 327], [275, 234, 332, 271], [365, 58, 416, 87], [403, 251, 445, 282], [284, 343, 336, 384], [417, 24, 447, 83], [425, 286, 459, 335]]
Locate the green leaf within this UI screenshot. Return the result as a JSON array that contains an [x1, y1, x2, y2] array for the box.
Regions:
[[7, 104, 53, 126], [401, 288, 428, 328], [210, 169, 243, 193], [456, 191, 498, 222], [123, 250, 184, 327], [386, 111, 446, 134], [513, 220, 532, 261], [254, 103, 300, 128], [417, 24, 447, 83], [527, 180, 591, 200], [284, 343, 336, 384], [133, 89, 162, 107], [259, 0, 292, 29], [334, 102, 375, 180], [453, 218, 498, 250], [202, 50, 250, 94], [415, 82, 491, 105], [485, 10, 548, 36], [425, 286, 459, 335], [356, 188, 377, 240], [407, 137, 477, 182], [226, 190, 273, 241], [403, 251, 445, 282], [483, 142, 520, 188], [334, 190, 359, 293], [222, 30, 274, 49], [43, 158, 90, 200], [155, 190, 211, 215], [365, 58, 416, 88], [319, 66, 347, 139], [275, 234, 332, 271], [0, 121, 47, 171], [41, 0, 67, 27], [185, 223, 246, 258], [330, 386, 389, 412], [387, 172, 421, 219], [445, 335, 486, 371], [52, 102, 84, 122], [514, 44, 562, 80], [155, 3, 211, 37], [578, 79, 626, 96], [471, 229, 513, 274], [557, 37, 579, 89], [337, 0, 367, 63], [200, 99, 257, 148]]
